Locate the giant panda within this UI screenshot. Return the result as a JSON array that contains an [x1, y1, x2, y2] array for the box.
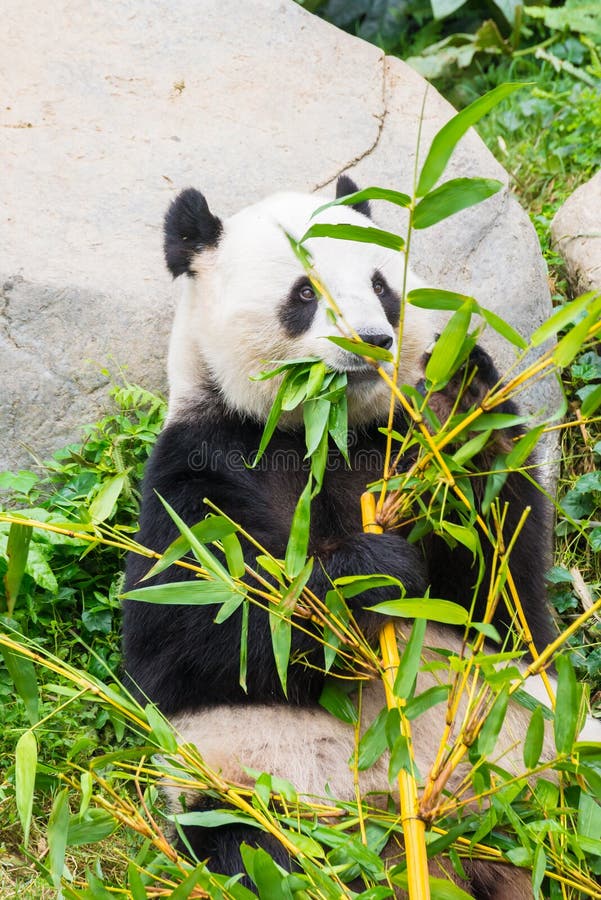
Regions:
[[123, 176, 558, 897]]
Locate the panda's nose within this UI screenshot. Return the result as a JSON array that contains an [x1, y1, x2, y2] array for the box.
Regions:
[[358, 333, 393, 351]]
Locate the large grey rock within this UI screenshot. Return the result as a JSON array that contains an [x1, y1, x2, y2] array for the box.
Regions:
[[551, 171, 601, 295], [2, 0, 559, 474]]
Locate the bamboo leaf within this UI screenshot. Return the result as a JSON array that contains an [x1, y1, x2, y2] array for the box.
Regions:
[[145, 703, 178, 752], [388, 733, 411, 782], [239, 598, 249, 693], [66, 809, 116, 846], [141, 516, 237, 581], [304, 398, 331, 458], [506, 425, 545, 468], [323, 588, 349, 673], [408, 287, 526, 348], [222, 532, 246, 578], [128, 863, 149, 900], [312, 186, 411, 218], [301, 223, 405, 252], [15, 729, 37, 847], [405, 684, 450, 720], [416, 83, 525, 196], [393, 618, 427, 698], [554, 654, 579, 754], [285, 479, 313, 579], [327, 335, 393, 362], [553, 307, 599, 368], [1, 643, 39, 725], [357, 708, 388, 770], [122, 580, 241, 605], [269, 607, 292, 698], [530, 291, 600, 346], [3, 523, 32, 615], [413, 178, 502, 229], [370, 598, 469, 625], [157, 494, 234, 585], [523, 705, 544, 769], [581, 382, 601, 417], [425, 302, 472, 388], [477, 687, 510, 756], [319, 681, 358, 724], [48, 787, 70, 892], [89, 474, 126, 524]]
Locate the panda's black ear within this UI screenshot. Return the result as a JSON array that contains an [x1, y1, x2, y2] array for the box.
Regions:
[[164, 188, 223, 278], [336, 174, 371, 219]]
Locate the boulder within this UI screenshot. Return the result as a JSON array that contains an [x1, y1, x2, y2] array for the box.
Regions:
[[551, 171, 601, 295], [2, 0, 560, 474]]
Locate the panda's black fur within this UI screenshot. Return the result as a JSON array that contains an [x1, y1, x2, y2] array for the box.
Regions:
[[123, 177, 555, 896]]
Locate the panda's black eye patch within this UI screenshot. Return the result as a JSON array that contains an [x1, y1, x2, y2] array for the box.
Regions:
[[372, 270, 400, 329], [279, 277, 319, 337]]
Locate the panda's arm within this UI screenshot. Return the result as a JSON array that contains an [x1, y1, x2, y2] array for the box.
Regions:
[[423, 346, 555, 652]]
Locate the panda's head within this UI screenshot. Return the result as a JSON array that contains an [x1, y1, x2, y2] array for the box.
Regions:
[[164, 176, 435, 425]]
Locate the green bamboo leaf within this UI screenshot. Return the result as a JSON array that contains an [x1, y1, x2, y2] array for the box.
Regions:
[[239, 598, 249, 692], [523, 705, 544, 769], [452, 430, 493, 466], [370, 598, 469, 625], [326, 335, 393, 362], [128, 863, 149, 900], [122, 580, 241, 605], [393, 618, 427, 699], [15, 729, 37, 847], [79, 772, 93, 817], [252, 370, 288, 465], [357, 708, 388, 770], [312, 186, 411, 218], [168, 867, 205, 900], [157, 494, 234, 585], [246, 846, 293, 898], [581, 382, 601, 417], [141, 516, 237, 581], [387, 731, 411, 782], [335, 573, 403, 599], [304, 398, 331, 458], [477, 687, 510, 757], [532, 844, 547, 898], [319, 681, 358, 724], [89, 474, 126, 524], [305, 361, 327, 398], [553, 307, 599, 368], [425, 303, 473, 388], [48, 787, 70, 891], [66, 809, 116, 846], [3, 523, 32, 615], [285, 479, 312, 578], [301, 222, 405, 252], [416, 83, 525, 196], [1, 643, 39, 724], [269, 605, 292, 698], [222, 532, 246, 578], [323, 588, 349, 673], [506, 425, 545, 468], [145, 703, 178, 752], [405, 684, 450, 720], [530, 291, 600, 346], [170, 809, 261, 828], [328, 391, 349, 462], [441, 522, 478, 557], [408, 287, 526, 348], [413, 178, 502, 229], [554, 654, 579, 754]]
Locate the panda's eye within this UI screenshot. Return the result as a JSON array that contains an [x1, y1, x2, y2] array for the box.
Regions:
[[373, 279, 385, 296], [298, 283, 317, 303]]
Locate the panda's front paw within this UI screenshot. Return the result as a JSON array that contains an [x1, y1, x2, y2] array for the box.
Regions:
[[419, 344, 501, 423]]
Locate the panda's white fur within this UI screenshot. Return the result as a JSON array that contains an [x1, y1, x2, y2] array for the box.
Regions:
[[123, 178, 598, 898], [166, 190, 433, 425]]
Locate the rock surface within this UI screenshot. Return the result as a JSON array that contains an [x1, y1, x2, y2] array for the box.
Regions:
[[3, 0, 560, 474], [551, 171, 601, 295]]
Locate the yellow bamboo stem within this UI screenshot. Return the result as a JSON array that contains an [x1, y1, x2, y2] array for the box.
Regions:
[[360, 491, 431, 900]]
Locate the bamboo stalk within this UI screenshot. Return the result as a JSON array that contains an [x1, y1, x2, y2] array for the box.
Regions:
[[360, 491, 430, 900]]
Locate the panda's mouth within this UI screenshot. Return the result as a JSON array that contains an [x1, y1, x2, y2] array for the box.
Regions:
[[344, 366, 380, 384]]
